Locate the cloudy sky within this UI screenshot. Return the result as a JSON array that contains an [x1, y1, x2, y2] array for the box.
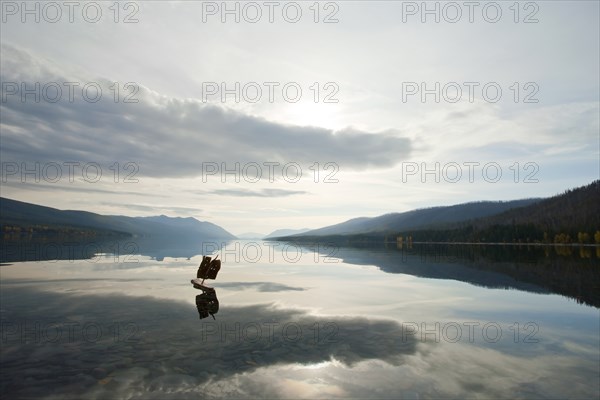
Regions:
[[1, 0, 598, 235]]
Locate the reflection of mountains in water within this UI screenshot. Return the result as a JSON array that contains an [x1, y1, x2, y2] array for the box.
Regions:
[[310, 243, 600, 308], [0, 237, 234, 263]]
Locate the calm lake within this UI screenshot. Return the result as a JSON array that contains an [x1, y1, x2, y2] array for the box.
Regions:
[[1, 240, 599, 399]]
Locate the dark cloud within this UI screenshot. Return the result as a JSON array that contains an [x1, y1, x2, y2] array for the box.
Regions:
[[445, 111, 468, 120], [0, 181, 152, 196], [0, 44, 413, 180]]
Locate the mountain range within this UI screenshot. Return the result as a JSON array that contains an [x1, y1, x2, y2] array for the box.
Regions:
[[264, 228, 311, 238], [0, 197, 236, 240], [3, 180, 598, 246], [274, 180, 600, 244], [236, 229, 312, 239], [276, 199, 541, 238]]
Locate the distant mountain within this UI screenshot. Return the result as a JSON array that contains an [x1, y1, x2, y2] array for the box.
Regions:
[[286, 199, 541, 238], [133, 214, 234, 239], [237, 232, 266, 239], [265, 228, 311, 238], [0, 197, 236, 240]]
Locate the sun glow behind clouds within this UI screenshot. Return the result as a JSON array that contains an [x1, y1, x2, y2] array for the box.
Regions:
[[277, 100, 345, 131], [0, 1, 598, 233], [294, 361, 336, 370]]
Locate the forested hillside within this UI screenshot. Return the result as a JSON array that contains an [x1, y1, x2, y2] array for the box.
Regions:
[[0, 197, 236, 241], [397, 180, 600, 244]]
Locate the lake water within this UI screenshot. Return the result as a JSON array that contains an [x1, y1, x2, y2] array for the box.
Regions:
[[1, 240, 599, 399]]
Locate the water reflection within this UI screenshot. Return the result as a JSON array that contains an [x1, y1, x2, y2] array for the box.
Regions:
[[1, 284, 597, 399], [0, 237, 234, 263], [0, 286, 420, 398], [1, 242, 599, 398], [195, 287, 219, 320], [5, 237, 598, 308], [301, 243, 600, 307]]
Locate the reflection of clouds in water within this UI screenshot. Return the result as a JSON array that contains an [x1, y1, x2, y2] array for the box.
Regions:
[[217, 282, 306, 292], [90, 259, 165, 271], [1, 287, 417, 399], [411, 344, 599, 399], [1, 287, 597, 399], [2, 278, 161, 285], [201, 345, 599, 399]]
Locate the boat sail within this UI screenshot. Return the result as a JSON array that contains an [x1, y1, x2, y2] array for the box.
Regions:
[[191, 255, 221, 289]]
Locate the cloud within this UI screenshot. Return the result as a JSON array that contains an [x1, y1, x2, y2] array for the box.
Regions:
[[101, 202, 203, 215], [0, 44, 413, 180], [211, 188, 307, 197], [0, 180, 151, 196]]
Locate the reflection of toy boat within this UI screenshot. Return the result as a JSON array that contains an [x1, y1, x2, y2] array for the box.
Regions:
[[196, 287, 219, 319], [191, 255, 221, 290]]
